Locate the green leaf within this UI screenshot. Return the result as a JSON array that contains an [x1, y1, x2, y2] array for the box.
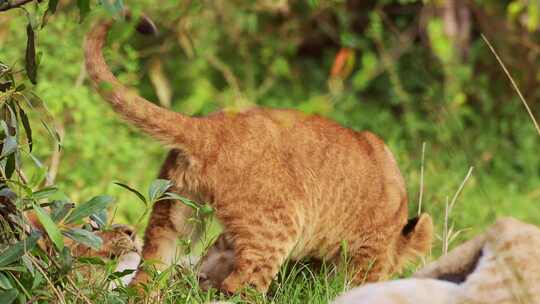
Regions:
[[4, 180, 32, 198], [427, 19, 454, 64], [32, 186, 58, 200], [0, 266, 26, 272], [0, 232, 40, 267], [31, 272, 43, 289], [15, 84, 25, 92], [308, 0, 319, 8], [5, 103, 18, 136], [32, 202, 64, 251], [40, 120, 61, 148], [148, 179, 172, 203], [114, 182, 147, 206], [155, 267, 172, 288], [77, 256, 106, 265], [0, 289, 18, 304], [77, 0, 91, 22], [19, 255, 33, 274], [42, 0, 60, 26], [89, 208, 107, 228], [5, 154, 15, 179], [47, 0, 60, 14], [1, 136, 17, 158], [57, 247, 73, 275], [25, 24, 37, 84], [29, 166, 48, 188], [200, 204, 214, 216], [18, 108, 32, 152], [64, 228, 102, 250], [0, 272, 13, 289], [162, 192, 200, 211], [108, 269, 135, 280], [65, 195, 114, 224], [50, 200, 73, 223], [100, 0, 124, 18], [270, 57, 290, 77], [27, 152, 44, 168]]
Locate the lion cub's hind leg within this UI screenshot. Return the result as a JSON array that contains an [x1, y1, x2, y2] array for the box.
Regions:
[[131, 151, 204, 288], [218, 201, 302, 293], [132, 199, 202, 286], [348, 214, 433, 284]]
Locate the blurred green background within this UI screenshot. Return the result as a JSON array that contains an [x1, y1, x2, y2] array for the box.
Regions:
[[1, 0, 539, 254]]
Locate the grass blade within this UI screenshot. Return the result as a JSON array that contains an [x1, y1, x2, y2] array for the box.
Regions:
[[148, 179, 172, 204], [0, 289, 18, 304], [114, 182, 147, 206], [481, 34, 540, 136], [32, 202, 64, 250], [0, 232, 40, 267], [63, 228, 102, 250]]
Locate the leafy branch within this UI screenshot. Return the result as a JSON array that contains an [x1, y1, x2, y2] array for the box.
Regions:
[[0, 0, 41, 12]]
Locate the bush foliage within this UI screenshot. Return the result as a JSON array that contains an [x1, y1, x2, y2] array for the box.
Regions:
[[0, 0, 539, 303]]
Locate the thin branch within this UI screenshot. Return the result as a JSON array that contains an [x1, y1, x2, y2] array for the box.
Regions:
[[42, 250, 93, 304], [0, 0, 39, 12], [449, 166, 474, 212], [45, 123, 64, 187], [481, 34, 540, 136], [417, 142, 426, 216], [26, 254, 66, 304], [206, 54, 246, 107], [442, 166, 474, 255], [74, 64, 86, 88], [443, 196, 450, 255]]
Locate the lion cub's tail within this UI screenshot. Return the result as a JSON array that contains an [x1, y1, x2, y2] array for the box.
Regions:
[[396, 213, 433, 267], [84, 16, 207, 150]]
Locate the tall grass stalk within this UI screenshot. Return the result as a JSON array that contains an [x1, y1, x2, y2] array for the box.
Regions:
[[442, 166, 474, 255], [481, 34, 540, 136], [418, 142, 426, 216]]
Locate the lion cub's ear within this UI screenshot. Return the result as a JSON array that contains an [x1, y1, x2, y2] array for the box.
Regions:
[[398, 213, 433, 260]]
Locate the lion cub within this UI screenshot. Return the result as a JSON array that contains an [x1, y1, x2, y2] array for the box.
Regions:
[[84, 15, 433, 293], [26, 212, 142, 289]]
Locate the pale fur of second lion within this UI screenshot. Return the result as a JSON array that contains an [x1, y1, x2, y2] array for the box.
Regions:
[[332, 217, 540, 304]]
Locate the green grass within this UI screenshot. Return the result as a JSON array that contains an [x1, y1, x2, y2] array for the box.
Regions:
[[63, 251, 350, 303]]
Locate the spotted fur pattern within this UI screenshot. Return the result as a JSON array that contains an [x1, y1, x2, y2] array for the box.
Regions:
[[84, 16, 433, 293]]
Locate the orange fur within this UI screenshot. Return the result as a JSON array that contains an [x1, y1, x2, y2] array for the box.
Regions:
[[84, 16, 433, 293]]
